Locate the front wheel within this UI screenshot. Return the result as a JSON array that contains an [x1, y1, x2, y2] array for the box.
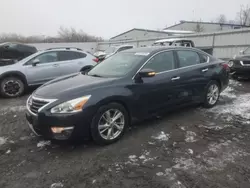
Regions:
[[203, 81, 220, 108], [0, 77, 25, 98], [91, 103, 129, 145]]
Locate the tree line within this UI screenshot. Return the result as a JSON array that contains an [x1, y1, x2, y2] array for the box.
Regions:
[[0, 27, 103, 43], [193, 4, 250, 32]]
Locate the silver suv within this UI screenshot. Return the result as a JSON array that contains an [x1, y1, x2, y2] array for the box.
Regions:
[[0, 47, 97, 98]]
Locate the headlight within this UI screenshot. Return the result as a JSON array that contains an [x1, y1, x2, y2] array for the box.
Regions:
[[228, 61, 234, 67], [51, 95, 91, 113]]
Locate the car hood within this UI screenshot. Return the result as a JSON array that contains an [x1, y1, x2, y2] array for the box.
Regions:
[[234, 54, 250, 61], [34, 73, 117, 99]]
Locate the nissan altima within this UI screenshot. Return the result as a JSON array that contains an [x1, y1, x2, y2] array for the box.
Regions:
[[26, 47, 229, 145]]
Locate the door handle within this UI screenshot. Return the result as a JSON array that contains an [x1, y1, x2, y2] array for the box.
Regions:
[[53, 64, 59, 67], [171, 76, 180, 81], [201, 68, 208, 72]]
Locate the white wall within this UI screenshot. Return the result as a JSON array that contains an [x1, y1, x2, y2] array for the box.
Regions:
[[110, 30, 169, 41], [97, 28, 250, 59], [168, 22, 242, 32]]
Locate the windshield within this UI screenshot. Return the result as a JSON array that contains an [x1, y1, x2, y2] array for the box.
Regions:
[[88, 52, 146, 77], [243, 47, 250, 54], [104, 46, 117, 54]]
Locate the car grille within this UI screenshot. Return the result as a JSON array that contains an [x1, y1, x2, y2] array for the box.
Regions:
[[242, 60, 250, 65], [30, 98, 49, 115]]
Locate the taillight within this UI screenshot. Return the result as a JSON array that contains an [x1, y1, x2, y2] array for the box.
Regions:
[[93, 58, 99, 63], [221, 63, 230, 71]]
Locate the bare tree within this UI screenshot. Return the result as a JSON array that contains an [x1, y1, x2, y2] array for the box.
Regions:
[[0, 27, 103, 43], [216, 14, 227, 23], [236, 5, 250, 26], [57, 26, 103, 42], [193, 21, 204, 32]]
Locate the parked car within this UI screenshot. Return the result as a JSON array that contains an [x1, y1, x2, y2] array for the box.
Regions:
[[0, 42, 37, 65], [0, 47, 98, 98], [228, 47, 250, 79], [94, 44, 134, 62], [26, 46, 229, 145], [153, 38, 213, 55]]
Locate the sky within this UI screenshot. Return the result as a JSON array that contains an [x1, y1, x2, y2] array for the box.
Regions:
[[0, 0, 249, 39]]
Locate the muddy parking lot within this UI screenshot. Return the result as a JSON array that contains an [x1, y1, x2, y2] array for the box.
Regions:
[[0, 80, 250, 188]]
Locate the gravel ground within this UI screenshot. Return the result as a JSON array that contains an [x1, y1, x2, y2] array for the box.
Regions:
[[0, 80, 250, 188]]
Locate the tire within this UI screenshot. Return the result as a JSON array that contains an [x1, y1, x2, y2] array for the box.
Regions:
[[91, 103, 129, 145], [203, 81, 220, 108], [0, 77, 25, 98]]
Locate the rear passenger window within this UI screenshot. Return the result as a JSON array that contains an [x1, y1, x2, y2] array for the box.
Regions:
[[77, 52, 87, 58], [199, 53, 209, 63], [58, 51, 83, 61], [177, 51, 200, 68], [143, 51, 175, 73]]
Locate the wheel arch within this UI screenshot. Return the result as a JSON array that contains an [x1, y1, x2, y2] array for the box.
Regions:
[[0, 71, 28, 86]]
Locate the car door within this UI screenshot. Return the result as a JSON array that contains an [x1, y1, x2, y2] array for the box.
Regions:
[[134, 50, 180, 114], [173, 49, 211, 104], [24, 51, 61, 85], [57, 51, 88, 76]]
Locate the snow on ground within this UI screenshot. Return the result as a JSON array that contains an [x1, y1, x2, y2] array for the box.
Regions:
[[210, 93, 250, 121], [152, 131, 170, 141], [50, 182, 64, 188], [37, 140, 51, 148], [220, 86, 237, 98], [0, 137, 7, 146], [0, 105, 26, 113], [185, 131, 197, 143], [156, 140, 250, 181]]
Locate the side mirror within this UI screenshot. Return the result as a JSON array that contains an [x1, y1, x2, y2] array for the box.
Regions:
[[32, 59, 40, 66], [138, 69, 156, 78]]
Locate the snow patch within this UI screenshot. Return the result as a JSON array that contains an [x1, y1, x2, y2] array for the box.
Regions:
[[0, 137, 7, 146], [37, 140, 51, 148], [199, 124, 232, 130], [0, 106, 26, 113], [185, 131, 197, 143], [6, 149, 11, 154], [152, 131, 170, 141], [50, 183, 64, 188], [209, 93, 250, 121], [229, 79, 241, 87], [188, 149, 193, 155], [220, 86, 237, 98]]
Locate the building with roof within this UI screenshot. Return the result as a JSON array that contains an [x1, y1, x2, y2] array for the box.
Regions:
[[109, 28, 194, 41], [165, 20, 249, 32]]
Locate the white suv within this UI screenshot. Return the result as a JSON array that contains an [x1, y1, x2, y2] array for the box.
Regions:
[[0, 47, 98, 98]]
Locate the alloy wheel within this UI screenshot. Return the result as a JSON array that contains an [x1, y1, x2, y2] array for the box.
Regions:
[[207, 84, 219, 105], [98, 109, 125, 140], [3, 80, 21, 97]]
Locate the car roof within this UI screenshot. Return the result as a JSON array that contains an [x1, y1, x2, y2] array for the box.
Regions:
[[154, 38, 191, 43], [123, 46, 199, 54]]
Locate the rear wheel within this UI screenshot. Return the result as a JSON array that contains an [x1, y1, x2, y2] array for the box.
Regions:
[[0, 77, 25, 98], [203, 81, 220, 108], [91, 103, 129, 145]]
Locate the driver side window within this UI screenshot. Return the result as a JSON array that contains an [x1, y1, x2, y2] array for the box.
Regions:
[[27, 52, 58, 65], [143, 51, 175, 73]]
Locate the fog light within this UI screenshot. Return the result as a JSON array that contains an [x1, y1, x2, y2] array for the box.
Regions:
[[51, 127, 74, 134]]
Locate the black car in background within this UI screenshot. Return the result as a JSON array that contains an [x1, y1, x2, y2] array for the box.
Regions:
[[26, 47, 229, 145], [0, 42, 37, 65], [228, 47, 250, 79]]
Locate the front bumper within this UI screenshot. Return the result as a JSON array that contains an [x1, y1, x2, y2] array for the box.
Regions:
[[26, 109, 94, 140], [230, 66, 250, 77]]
